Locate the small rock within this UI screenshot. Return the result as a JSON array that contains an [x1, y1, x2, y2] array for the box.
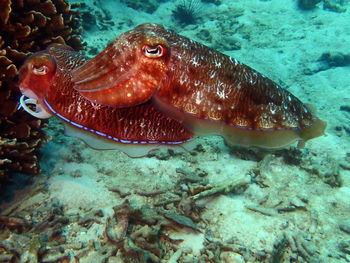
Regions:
[[107, 256, 123, 263], [164, 213, 201, 232], [147, 149, 171, 160], [339, 221, 350, 234], [340, 105, 350, 113], [201, 0, 222, 5], [323, 0, 347, 12], [319, 51, 350, 67], [220, 252, 245, 263], [297, 0, 322, 10], [338, 240, 350, 254]]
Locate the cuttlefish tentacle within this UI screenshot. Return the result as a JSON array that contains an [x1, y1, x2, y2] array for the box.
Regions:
[[18, 95, 52, 119]]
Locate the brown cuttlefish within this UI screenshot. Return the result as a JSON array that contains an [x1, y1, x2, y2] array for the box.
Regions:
[[72, 23, 326, 149]]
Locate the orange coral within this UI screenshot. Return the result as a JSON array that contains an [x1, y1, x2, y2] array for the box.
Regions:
[[0, 0, 83, 187]]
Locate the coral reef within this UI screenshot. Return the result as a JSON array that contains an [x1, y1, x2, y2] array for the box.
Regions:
[[0, 0, 82, 189]]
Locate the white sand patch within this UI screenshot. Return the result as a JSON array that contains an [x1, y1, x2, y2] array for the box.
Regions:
[[49, 174, 117, 212]]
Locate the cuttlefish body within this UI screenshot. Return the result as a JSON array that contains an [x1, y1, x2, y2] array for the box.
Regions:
[[73, 23, 326, 149], [18, 44, 193, 157]]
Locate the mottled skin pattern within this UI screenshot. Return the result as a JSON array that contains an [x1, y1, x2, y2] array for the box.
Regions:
[[18, 44, 192, 145], [72, 23, 326, 148]]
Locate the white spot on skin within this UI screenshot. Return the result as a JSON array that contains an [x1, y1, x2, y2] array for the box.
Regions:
[[229, 57, 239, 65], [215, 61, 222, 67], [91, 102, 102, 111], [140, 121, 146, 128], [216, 84, 227, 99], [195, 91, 202, 105], [77, 103, 82, 113], [194, 80, 201, 87], [181, 42, 189, 48], [179, 73, 188, 85], [191, 56, 200, 67]]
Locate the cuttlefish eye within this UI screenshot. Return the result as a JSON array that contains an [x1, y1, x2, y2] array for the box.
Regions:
[[26, 53, 56, 77], [32, 64, 49, 75], [142, 44, 166, 58]]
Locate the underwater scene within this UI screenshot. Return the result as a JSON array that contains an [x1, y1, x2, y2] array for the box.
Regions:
[[0, 0, 349, 262]]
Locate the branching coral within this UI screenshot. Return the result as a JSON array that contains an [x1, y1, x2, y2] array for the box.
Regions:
[[0, 0, 83, 188]]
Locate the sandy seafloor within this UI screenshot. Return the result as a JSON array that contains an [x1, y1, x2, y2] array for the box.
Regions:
[[1, 0, 350, 262]]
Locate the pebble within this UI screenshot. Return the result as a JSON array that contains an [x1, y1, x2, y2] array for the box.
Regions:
[[339, 221, 350, 234], [220, 252, 245, 263]]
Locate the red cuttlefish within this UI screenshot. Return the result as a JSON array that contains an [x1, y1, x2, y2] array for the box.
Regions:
[[18, 44, 193, 157], [18, 23, 326, 157]]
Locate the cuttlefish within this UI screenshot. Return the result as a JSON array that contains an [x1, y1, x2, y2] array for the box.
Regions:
[[18, 44, 193, 157], [72, 23, 326, 149]]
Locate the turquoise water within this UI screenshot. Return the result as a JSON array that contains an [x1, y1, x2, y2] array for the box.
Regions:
[[1, 0, 350, 262]]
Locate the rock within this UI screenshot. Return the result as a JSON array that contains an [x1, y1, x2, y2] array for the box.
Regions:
[[119, 0, 160, 13], [220, 252, 245, 263], [297, 0, 322, 10], [323, 0, 347, 12], [338, 240, 350, 254], [339, 221, 350, 234], [319, 51, 350, 67], [201, 0, 222, 5]]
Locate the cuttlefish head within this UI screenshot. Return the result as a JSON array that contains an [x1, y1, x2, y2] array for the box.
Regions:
[[72, 23, 171, 108], [18, 52, 57, 119]]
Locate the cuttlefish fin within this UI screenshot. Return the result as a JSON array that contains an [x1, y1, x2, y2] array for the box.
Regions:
[[298, 104, 327, 146], [298, 118, 327, 146], [63, 122, 195, 158]]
